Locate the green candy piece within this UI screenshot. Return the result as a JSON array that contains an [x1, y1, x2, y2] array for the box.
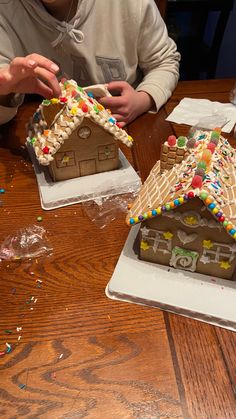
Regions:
[[200, 191, 208, 200], [177, 136, 186, 147], [211, 131, 220, 139], [197, 160, 207, 170], [42, 99, 51, 106]]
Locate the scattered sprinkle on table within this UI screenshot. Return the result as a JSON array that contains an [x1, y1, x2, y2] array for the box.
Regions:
[[37, 216, 43, 222]]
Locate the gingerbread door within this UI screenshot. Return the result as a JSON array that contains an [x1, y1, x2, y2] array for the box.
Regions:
[[79, 159, 96, 176]]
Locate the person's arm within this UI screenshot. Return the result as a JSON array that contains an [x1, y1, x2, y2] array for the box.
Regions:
[[98, 0, 180, 126], [135, 0, 180, 112]]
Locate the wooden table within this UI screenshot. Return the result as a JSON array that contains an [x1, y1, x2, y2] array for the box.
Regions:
[[0, 79, 236, 418]]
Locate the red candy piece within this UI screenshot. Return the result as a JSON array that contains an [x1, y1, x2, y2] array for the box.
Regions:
[[191, 174, 203, 188], [188, 191, 195, 199], [82, 104, 88, 113], [71, 89, 77, 97], [59, 97, 67, 103], [167, 135, 176, 146], [219, 216, 225, 222], [207, 142, 216, 153], [42, 146, 50, 154]]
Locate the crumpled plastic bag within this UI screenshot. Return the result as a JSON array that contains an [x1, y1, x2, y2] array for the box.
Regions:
[[83, 192, 137, 229], [0, 225, 53, 260]]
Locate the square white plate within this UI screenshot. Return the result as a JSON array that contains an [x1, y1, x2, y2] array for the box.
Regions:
[[106, 225, 236, 331], [27, 145, 141, 210]]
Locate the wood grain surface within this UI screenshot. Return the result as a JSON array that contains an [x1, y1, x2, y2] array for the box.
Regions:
[[0, 79, 236, 419]]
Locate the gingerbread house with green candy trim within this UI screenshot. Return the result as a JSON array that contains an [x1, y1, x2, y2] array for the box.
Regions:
[[27, 80, 133, 181], [126, 129, 236, 280]]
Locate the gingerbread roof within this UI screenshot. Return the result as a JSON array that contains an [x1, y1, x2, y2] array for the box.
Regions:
[[27, 79, 133, 166], [126, 129, 236, 241]]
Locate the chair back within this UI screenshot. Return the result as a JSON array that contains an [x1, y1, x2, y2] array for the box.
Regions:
[[154, 0, 167, 19]]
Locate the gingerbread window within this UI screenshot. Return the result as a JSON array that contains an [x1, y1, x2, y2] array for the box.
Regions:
[[140, 227, 172, 254], [98, 144, 116, 161]]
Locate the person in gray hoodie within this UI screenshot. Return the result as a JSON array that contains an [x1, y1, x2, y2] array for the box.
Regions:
[[0, 0, 180, 126]]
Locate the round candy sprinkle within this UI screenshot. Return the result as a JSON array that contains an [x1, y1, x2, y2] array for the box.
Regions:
[[188, 191, 195, 199], [200, 191, 208, 200], [177, 136, 186, 147], [0, 188, 5, 194], [208, 203, 216, 209], [229, 229, 236, 235], [167, 135, 176, 146], [37, 216, 43, 222], [130, 218, 135, 225]]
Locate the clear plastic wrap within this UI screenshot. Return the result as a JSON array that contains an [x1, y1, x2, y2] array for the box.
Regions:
[[0, 225, 53, 260], [82, 192, 137, 229]]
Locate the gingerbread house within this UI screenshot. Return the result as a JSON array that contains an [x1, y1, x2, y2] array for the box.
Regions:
[[27, 80, 133, 181], [126, 130, 236, 280]]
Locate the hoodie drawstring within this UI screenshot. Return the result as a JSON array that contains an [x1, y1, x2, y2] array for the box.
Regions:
[[51, 19, 84, 47]]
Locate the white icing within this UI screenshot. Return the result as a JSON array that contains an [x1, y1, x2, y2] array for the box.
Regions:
[[177, 229, 198, 244]]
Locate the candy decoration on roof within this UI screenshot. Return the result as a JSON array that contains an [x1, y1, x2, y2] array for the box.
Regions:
[[167, 135, 176, 146]]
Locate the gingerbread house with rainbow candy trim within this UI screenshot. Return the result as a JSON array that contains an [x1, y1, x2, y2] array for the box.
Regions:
[[27, 79, 133, 181], [126, 129, 236, 280]]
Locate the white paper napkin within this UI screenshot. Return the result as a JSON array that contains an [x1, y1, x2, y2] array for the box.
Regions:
[[166, 98, 236, 133]]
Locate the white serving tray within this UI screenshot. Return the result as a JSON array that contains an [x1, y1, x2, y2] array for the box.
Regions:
[[106, 225, 236, 331], [27, 145, 141, 210]]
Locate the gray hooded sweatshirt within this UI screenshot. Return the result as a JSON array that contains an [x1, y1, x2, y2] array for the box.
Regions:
[[0, 0, 180, 124]]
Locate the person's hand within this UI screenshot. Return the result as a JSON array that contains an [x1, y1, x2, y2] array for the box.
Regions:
[[0, 54, 61, 98], [98, 81, 154, 127]]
